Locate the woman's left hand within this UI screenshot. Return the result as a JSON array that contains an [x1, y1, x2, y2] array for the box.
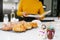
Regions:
[[35, 16, 44, 20], [35, 17, 40, 20]]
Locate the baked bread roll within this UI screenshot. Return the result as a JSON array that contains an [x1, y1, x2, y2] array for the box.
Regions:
[[2, 26, 12, 31], [31, 22, 38, 28], [2, 23, 12, 31], [19, 21, 32, 30], [19, 20, 26, 25], [24, 22, 32, 30], [12, 24, 26, 32], [10, 22, 16, 28]]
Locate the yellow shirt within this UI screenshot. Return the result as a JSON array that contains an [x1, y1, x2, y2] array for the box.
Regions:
[[17, 0, 44, 17]]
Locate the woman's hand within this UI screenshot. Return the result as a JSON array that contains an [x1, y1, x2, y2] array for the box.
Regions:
[[35, 17, 40, 20], [22, 12, 28, 17], [35, 16, 44, 20]]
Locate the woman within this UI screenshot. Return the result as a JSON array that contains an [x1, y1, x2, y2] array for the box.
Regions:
[[17, 0, 45, 21]]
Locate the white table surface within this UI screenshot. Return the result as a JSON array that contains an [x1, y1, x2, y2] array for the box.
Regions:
[[0, 17, 60, 40]]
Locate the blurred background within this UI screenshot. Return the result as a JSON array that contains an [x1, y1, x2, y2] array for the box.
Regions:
[[3, 0, 51, 15], [0, 0, 60, 21], [3, 0, 60, 17]]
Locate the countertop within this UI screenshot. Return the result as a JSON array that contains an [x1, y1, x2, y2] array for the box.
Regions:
[[0, 21, 60, 40], [0, 18, 60, 40]]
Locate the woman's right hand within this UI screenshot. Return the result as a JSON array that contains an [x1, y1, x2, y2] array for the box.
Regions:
[[22, 12, 28, 17]]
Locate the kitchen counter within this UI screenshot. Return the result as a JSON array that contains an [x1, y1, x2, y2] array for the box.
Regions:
[[0, 21, 60, 40]]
